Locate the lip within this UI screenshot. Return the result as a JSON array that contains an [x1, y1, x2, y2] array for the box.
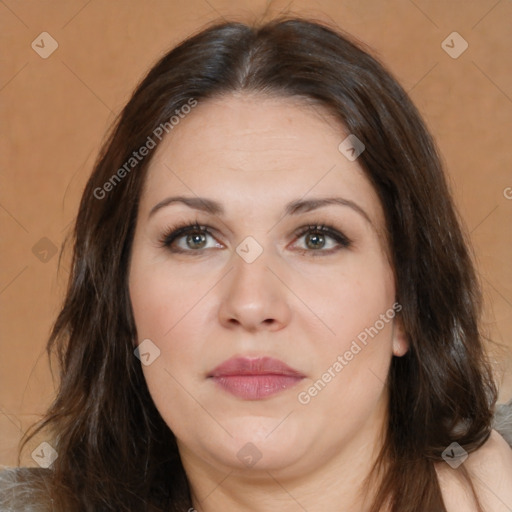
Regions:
[[208, 356, 305, 400]]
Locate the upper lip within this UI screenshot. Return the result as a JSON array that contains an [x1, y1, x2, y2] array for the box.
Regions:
[[208, 356, 305, 378]]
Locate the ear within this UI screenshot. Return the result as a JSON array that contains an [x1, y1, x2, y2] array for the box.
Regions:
[[392, 313, 409, 357]]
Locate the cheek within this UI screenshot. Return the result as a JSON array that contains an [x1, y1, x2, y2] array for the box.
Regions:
[[129, 256, 215, 434], [130, 269, 207, 383], [133, 289, 208, 438], [309, 252, 396, 347], [296, 309, 395, 432], [295, 253, 396, 403], [129, 254, 209, 341]]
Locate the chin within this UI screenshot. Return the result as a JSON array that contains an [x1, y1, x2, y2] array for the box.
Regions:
[[199, 416, 312, 471]]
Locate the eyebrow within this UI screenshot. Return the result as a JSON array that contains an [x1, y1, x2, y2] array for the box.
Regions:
[[148, 195, 373, 226]]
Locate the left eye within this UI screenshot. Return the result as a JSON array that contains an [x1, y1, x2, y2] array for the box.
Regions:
[[292, 225, 351, 254]]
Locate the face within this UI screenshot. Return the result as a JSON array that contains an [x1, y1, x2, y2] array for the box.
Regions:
[[128, 93, 408, 479]]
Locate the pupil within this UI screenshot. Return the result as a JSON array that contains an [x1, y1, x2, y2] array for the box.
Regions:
[[187, 232, 206, 249], [306, 233, 324, 249]]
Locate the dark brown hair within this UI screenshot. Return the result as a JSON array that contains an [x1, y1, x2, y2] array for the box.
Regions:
[[18, 16, 497, 511]]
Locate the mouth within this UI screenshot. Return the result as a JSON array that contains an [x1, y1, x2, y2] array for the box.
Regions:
[[207, 356, 305, 400]]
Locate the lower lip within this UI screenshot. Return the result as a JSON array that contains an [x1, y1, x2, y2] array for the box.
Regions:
[[210, 375, 304, 400]]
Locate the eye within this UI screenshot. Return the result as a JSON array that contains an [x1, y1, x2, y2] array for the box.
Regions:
[[292, 223, 351, 256], [159, 222, 222, 253]]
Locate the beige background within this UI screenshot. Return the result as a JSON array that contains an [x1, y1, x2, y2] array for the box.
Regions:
[[1, 0, 511, 468]]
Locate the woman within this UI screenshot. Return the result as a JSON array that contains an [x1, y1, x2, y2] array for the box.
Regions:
[[2, 16, 511, 512]]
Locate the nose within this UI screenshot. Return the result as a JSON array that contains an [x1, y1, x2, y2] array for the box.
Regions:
[[218, 246, 292, 332]]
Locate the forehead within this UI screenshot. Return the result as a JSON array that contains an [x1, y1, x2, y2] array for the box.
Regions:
[[141, 93, 385, 233]]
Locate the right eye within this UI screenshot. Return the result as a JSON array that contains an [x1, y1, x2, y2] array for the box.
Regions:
[[159, 222, 223, 254]]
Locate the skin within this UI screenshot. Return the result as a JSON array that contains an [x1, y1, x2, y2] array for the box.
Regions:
[[128, 93, 512, 511]]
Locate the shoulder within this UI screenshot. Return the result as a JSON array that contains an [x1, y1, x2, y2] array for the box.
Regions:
[[436, 429, 512, 512], [0, 466, 54, 512]]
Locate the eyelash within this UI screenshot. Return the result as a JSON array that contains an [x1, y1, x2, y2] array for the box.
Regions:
[[158, 218, 352, 256]]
